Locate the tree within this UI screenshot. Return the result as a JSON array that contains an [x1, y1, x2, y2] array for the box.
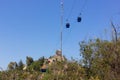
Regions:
[[28, 61, 41, 71], [8, 62, 18, 70], [27, 56, 45, 71], [38, 56, 45, 66], [26, 56, 34, 66], [80, 38, 120, 80], [18, 60, 24, 70]]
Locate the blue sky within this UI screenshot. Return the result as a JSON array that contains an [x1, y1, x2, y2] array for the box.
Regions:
[[0, 0, 120, 70]]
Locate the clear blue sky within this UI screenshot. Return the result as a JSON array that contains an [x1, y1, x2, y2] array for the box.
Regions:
[[0, 0, 120, 70]]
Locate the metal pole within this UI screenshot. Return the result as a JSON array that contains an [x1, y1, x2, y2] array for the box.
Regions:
[[60, 0, 63, 55]]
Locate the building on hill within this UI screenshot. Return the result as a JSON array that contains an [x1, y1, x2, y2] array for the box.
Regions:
[[40, 50, 66, 72], [47, 50, 65, 65], [43, 50, 66, 66]]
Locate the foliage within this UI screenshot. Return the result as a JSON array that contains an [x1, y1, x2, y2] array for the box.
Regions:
[[2, 25, 120, 80], [42, 61, 85, 80], [27, 56, 45, 71], [7, 62, 17, 70], [1, 59, 86, 80], [26, 56, 34, 66], [80, 38, 120, 80], [18, 60, 24, 70]]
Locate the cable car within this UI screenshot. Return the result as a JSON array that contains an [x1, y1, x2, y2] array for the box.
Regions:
[[66, 23, 70, 28], [41, 69, 47, 72], [41, 65, 47, 72], [77, 16, 82, 22]]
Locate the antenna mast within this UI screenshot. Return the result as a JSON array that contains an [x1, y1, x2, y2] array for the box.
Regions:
[[60, 0, 64, 55]]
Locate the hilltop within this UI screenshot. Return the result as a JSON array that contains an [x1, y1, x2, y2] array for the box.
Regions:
[[0, 38, 120, 80]]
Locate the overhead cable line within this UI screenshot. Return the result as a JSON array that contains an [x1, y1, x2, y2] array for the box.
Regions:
[[65, 0, 88, 28]]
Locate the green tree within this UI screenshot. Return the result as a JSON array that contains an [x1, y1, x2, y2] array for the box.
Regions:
[[38, 56, 45, 66], [8, 62, 18, 70], [80, 38, 120, 80], [28, 56, 45, 71], [26, 56, 34, 66], [18, 60, 24, 70]]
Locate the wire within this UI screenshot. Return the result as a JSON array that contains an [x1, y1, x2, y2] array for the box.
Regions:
[[79, 0, 88, 14], [66, 0, 88, 21], [66, 0, 77, 21]]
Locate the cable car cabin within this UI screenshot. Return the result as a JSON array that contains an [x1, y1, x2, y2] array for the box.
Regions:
[[77, 17, 82, 22], [66, 23, 70, 28], [41, 65, 47, 72], [41, 69, 47, 72]]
